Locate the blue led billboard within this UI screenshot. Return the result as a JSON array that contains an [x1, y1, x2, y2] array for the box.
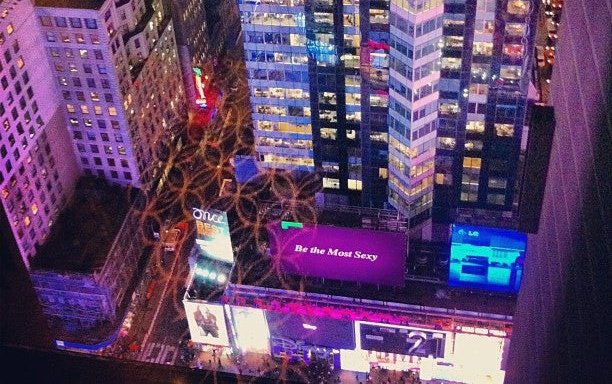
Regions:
[[449, 224, 526, 293]]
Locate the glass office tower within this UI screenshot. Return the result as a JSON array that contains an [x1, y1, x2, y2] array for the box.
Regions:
[[238, 0, 390, 208], [433, 0, 538, 226], [387, 0, 444, 224]]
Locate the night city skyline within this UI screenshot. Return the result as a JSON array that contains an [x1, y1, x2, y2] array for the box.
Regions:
[[1, 1, 610, 384]]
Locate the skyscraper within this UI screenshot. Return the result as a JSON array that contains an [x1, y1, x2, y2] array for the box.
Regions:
[[35, 0, 185, 188], [238, 0, 392, 208], [1, 0, 185, 267], [387, 0, 444, 223], [1, 0, 80, 266], [506, 0, 611, 381], [433, 0, 538, 227], [238, 0, 541, 228]]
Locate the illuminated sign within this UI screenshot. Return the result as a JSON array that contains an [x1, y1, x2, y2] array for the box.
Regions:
[[183, 301, 230, 346], [192, 67, 207, 108], [357, 322, 446, 359], [450, 224, 526, 293], [267, 223, 407, 286], [270, 336, 337, 363], [194, 208, 234, 264], [192, 208, 224, 223]]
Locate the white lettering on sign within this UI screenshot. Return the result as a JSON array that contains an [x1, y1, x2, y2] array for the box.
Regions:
[[192, 208, 224, 223]]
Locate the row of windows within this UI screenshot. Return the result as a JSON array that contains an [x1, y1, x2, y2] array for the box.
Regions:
[[40, 16, 98, 30], [249, 68, 308, 82], [62, 90, 113, 103], [75, 143, 128, 156], [49, 47, 104, 60], [58, 76, 111, 89], [46, 32, 100, 45], [54, 62, 107, 74], [68, 117, 121, 130], [247, 50, 309, 65]]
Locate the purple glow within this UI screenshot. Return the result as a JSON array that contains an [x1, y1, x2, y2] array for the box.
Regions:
[[267, 224, 407, 286]]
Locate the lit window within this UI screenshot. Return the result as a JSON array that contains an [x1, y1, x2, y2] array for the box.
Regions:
[[323, 177, 340, 189], [108, 106, 117, 116], [495, 123, 514, 137], [80, 105, 89, 114], [6, 23, 13, 35], [31, 203, 38, 215], [66, 104, 76, 113], [94, 106, 102, 115], [463, 157, 482, 169], [16, 56, 24, 69], [117, 146, 126, 155]]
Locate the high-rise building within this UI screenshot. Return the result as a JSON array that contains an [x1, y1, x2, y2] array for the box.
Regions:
[[238, 0, 392, 208], [238, 0, 541, 228], [506, 0, 611, 381], [0, 0, 80, 266], [34, 0, 184, 189], [433, 0, 538, 227], [387, 0, 444, 223], [1, 0, 185, 267]]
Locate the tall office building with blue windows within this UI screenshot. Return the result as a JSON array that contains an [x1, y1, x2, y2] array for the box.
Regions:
[[238, 0, 539, 226], [387, 0, 444, 224], [433, 0, 538, 227], [238, 0, 391, 208]]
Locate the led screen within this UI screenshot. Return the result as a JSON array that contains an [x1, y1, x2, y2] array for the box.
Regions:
[[183, 301, 230, 346], [267, 223, 407, 286], [266, 311, 355, 350], [357, 322, 446, 358], [230, 307, 270, 353], [193, 208, 234, 264], [449, 224, 526, 293]]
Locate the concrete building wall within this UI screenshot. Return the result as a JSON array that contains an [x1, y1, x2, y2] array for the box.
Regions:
[[506, 0, 611, 382], [0, 0, 80, 266]]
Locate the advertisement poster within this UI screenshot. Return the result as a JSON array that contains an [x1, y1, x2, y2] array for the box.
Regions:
[[193, 208, 234, 264], [449, 224, 526, 293], [184, 301, 230, 346], [356, 322, 446, 359], [267, 223, 407, 286]]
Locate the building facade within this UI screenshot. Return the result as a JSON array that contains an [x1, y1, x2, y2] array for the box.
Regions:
[[387, 0, 444, 223], [34, 0, 185, 190], [433, 0, 538, 226], [238, 0, 392, 208], [0, 0, 81, 267]]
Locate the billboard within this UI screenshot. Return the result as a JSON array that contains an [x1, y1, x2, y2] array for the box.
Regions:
[[266, 311, 355, 350], [229, 307, 270, 353], [267, 223, 407, 286], [184, 301, 230, 346], [193, 208, 234, 264], [449, 224, 526, 293], [356, 322, 446, 359]]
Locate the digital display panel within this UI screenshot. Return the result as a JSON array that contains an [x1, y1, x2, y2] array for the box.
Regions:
[[266, 311, 355, 350], [449, 225, 526, 293], [183, 301, 230, 346], [357, 322, 446, 358], [267, 223, 407, 286], [193, 208, 234, 264]]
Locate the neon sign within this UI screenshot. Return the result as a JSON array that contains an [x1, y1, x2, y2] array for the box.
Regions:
[[192, 208, 224, 223]]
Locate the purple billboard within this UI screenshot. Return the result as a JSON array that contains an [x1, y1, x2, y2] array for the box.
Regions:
[[267, 223, 407, 286]]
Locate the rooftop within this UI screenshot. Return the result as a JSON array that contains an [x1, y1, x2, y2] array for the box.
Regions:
[[183, 206, 517, 319], [34, 0, 105, 10], [31, 176, 132, 273]]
